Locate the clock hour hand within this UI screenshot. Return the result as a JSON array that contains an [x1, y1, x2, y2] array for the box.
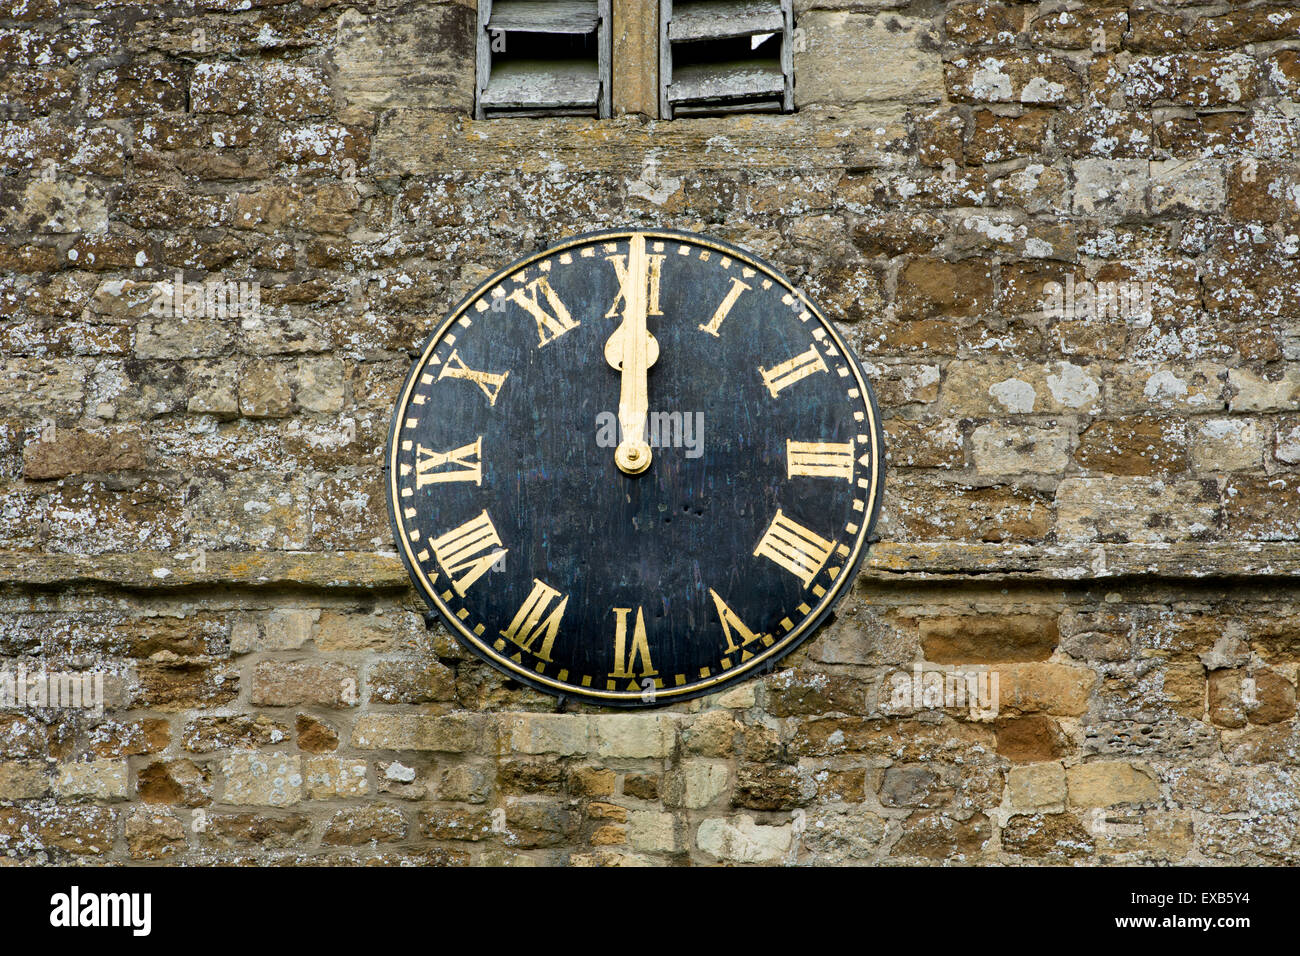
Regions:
[[604, 233, 658, 475]]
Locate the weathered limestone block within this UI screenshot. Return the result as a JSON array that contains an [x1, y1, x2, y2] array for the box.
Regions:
[[4, 178, 107, 234], [221, 751, 302, 807], [334, 4, 474, 111], [1007, 762, 1065, 810], [971, 422, 1071, 476], [1071, 158, 1148, 218], [353, 714, 489, 753], [1055, 477, 1221, 543], [696, 814, 790, 863], [946, 53, 1082, 104], [1066, 762, 1160, 807], [795, 13, 943, 106]]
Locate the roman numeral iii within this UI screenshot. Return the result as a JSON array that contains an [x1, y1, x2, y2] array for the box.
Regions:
[[787, 440, 854, 481], [415, 437, 482, 487], [754, 508, 834, 588], [609, 606, 657, 679], [507, 276, 579, 347], [759, 345, 828, 397], [438, 349, 508, 406], [500, 579, 568, 662], [430, 510, 507, 596]]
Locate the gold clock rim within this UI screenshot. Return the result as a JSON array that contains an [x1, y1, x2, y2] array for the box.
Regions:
[[387, 228, 884, 703]]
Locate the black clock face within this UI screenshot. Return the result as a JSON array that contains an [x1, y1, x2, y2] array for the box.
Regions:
[[386, 228, 884, 706]]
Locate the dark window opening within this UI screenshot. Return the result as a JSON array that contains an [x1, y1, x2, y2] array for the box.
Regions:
[[473, 1, 794, 120], [660, 0, 794, 119], [476, 0, 611, 118]]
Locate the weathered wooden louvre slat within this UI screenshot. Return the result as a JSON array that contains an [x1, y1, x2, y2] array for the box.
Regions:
[[488, 0, 600, 34], [667, 0, 783, 42], [668, 61, 784, 103], [476, 0, 611, 119], [480, 60, 602, 110], [660, 0, 794, 118]]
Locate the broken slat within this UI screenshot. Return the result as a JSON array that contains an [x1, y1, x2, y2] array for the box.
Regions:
[[479, 59, 602, 111], [667, 0, 784, 42], [487, 0, 601, 34], [667, 60, 784, 104], [660, 0, 793, 117]]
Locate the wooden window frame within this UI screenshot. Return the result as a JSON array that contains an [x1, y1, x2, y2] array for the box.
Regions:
[[474, 0, 794, 119], [475, 0, 613, 119], [659, 0, 794, 119]]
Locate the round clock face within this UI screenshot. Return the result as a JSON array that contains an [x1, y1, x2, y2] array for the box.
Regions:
[[386, 228, 884, 706]]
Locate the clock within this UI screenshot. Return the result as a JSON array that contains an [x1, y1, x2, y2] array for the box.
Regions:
[[385, 228, 884, 707]]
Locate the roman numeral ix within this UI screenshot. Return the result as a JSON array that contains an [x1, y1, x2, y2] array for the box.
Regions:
[[415, 437, 482, 487]]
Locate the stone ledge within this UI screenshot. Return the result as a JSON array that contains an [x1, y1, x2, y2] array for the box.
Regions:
[[863, 542, 1300, 582], [0, 543, 1297, 590], [0, 551, 410, 590], [371, 106, 909, 177]]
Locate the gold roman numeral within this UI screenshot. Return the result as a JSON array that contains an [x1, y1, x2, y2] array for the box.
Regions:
[[430, 510, 506, 596], [438, 349, 508, 407], [500, 579, 568, 662], [609, 606, 657, 679], [698, 276, 751, 337], [708, 588, 766, 654], [759, 345, 828, 397], [605, 250, 665, 318], [415, 437, 482, 487], [754, 508, 834, 588], [786, 439, 854, 481], [508, 276, 579, 347]]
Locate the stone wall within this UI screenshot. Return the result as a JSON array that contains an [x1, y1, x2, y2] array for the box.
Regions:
[[1, 0, 1299, 864]]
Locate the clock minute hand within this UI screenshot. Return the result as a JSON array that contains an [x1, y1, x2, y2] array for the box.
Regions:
[[609, 234, 653, 475]]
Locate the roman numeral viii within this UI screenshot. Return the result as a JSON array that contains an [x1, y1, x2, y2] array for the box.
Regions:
[[500, 579, 568, 663], [430, 510, 507, 597], [786, 440, 854, 481], [754, 509, 834, 588], [415, 437, 482, 487], [507, 276, 579, 347], [759, 345, 827, 397]]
